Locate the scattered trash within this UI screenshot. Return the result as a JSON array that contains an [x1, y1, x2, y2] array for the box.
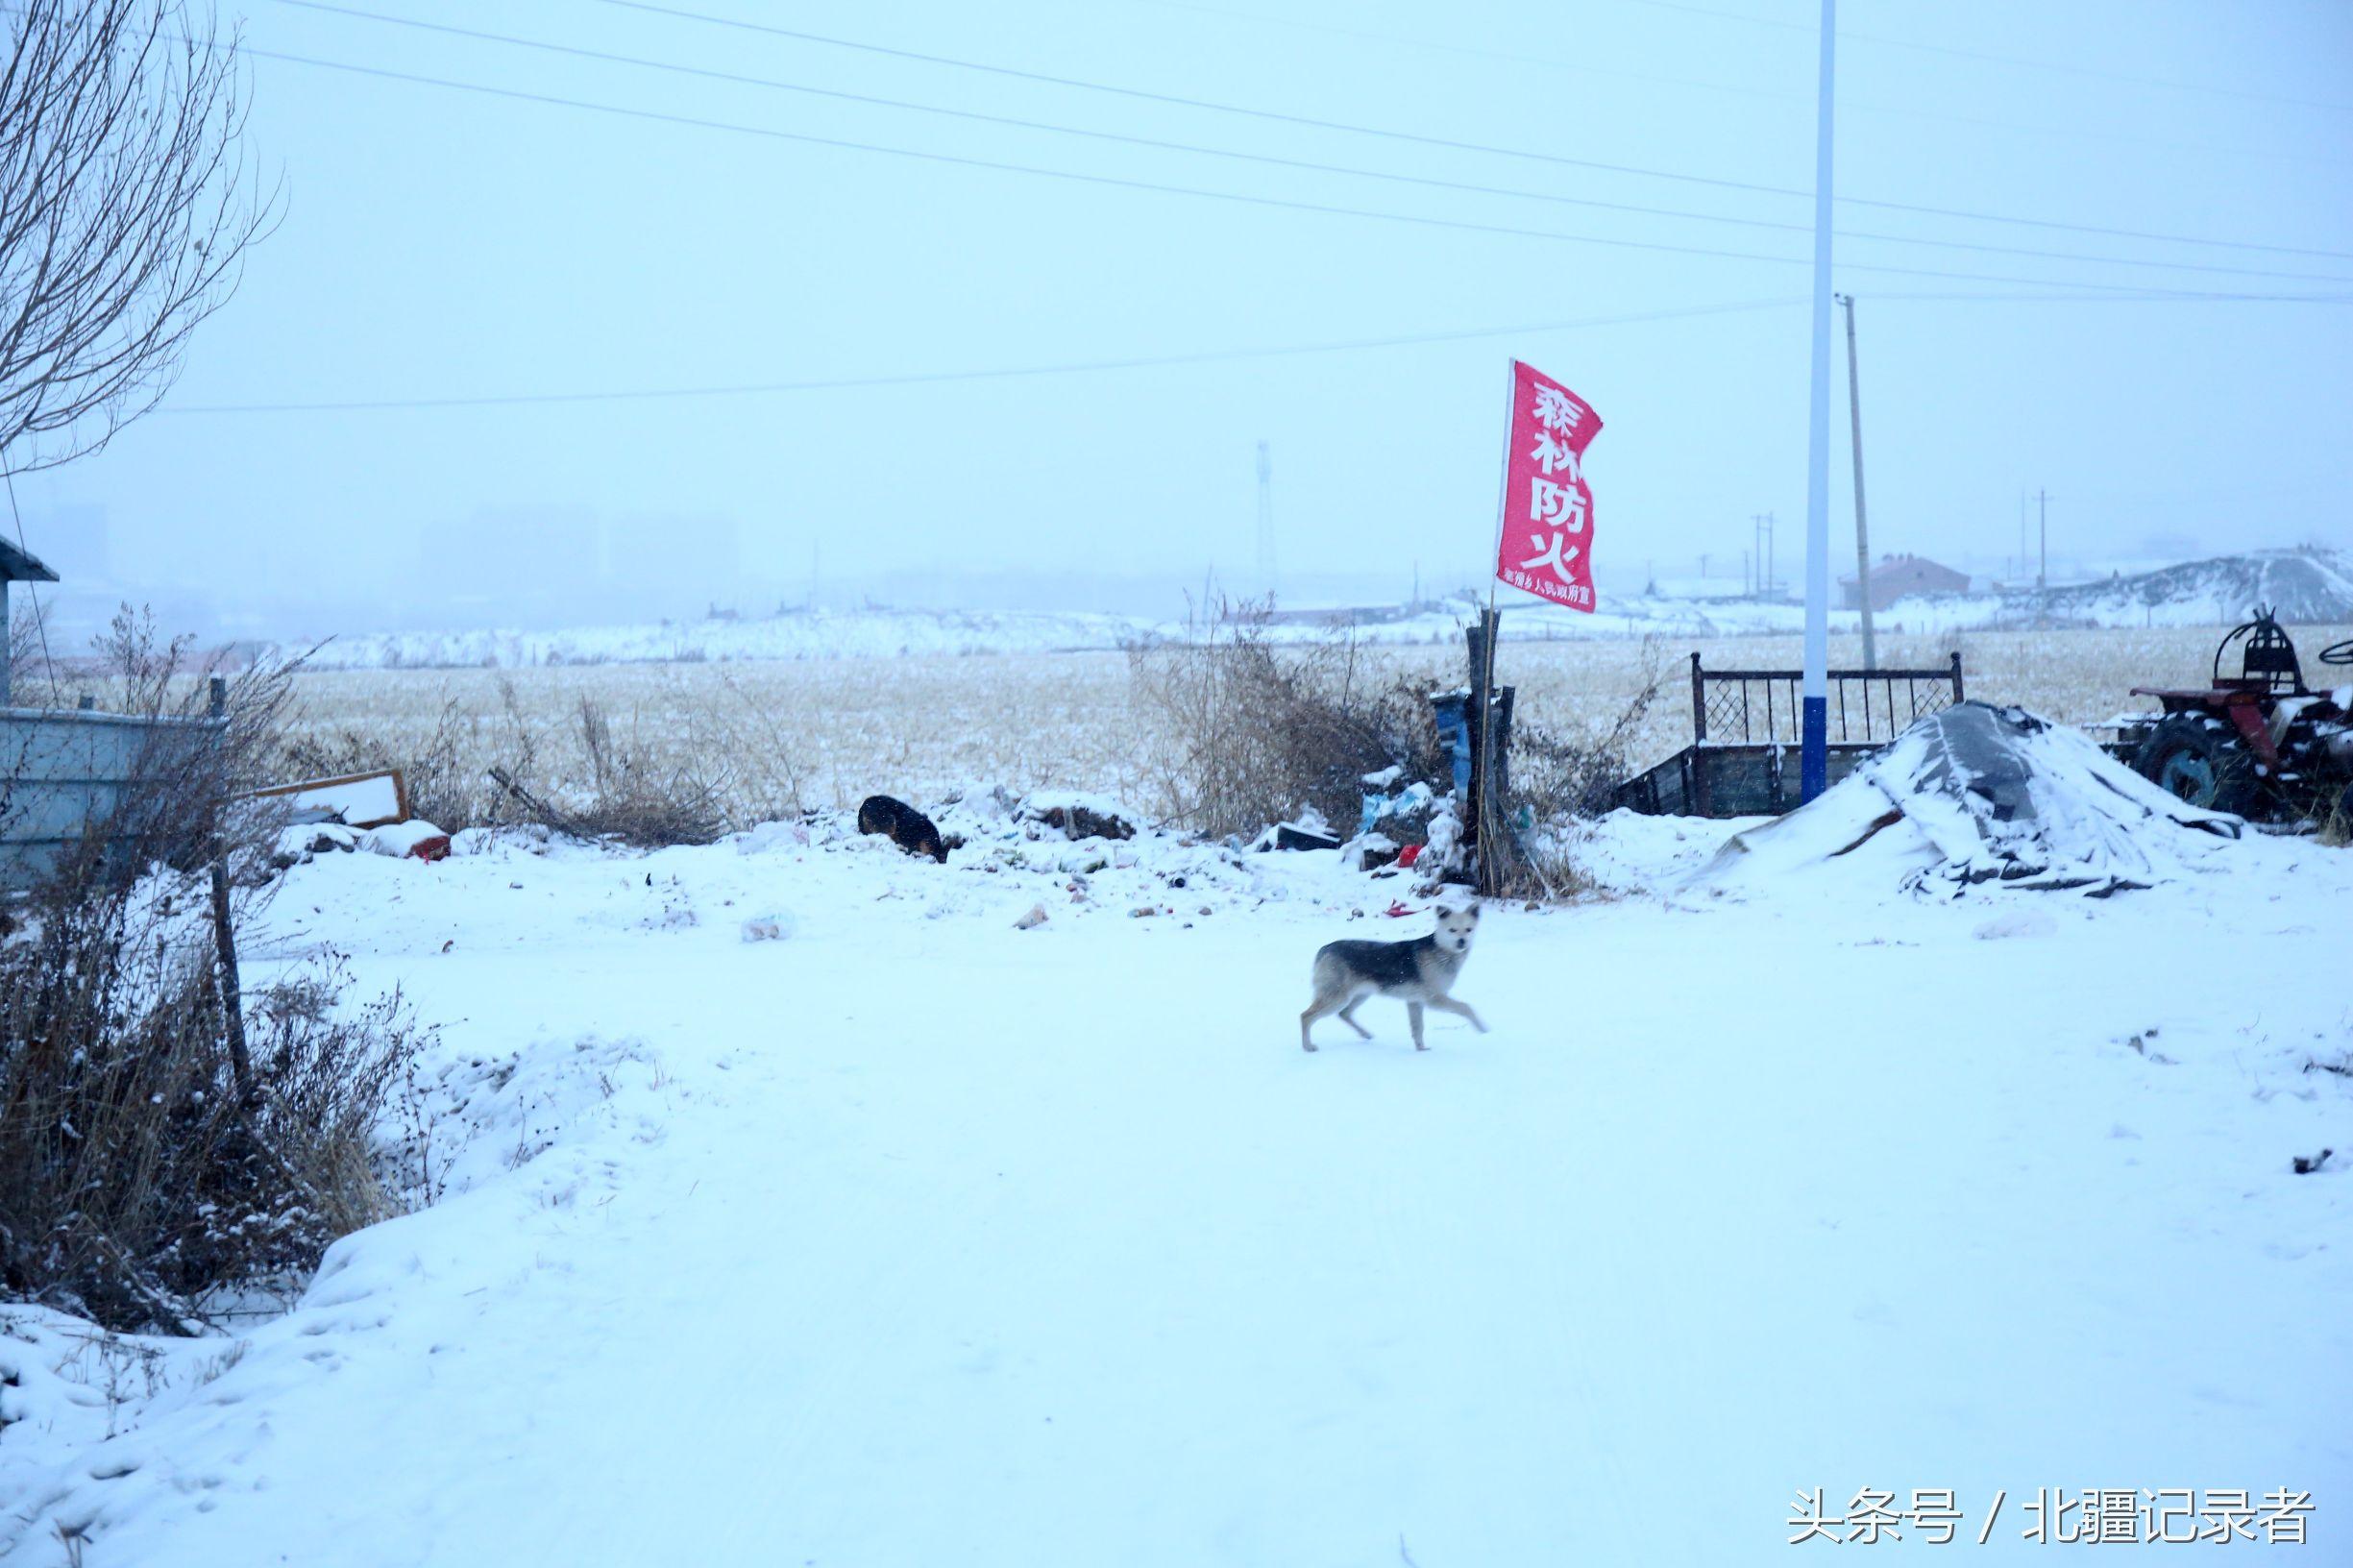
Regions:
[[1024, 793, 1137, 842], [1013, 903, 1049, 930], [1248, 803, 1343, 853], [740, 913, 795, 943], [270, 822, 358, 868], [2292, 1148, 2333, 1176], [360, 820, 451, 863]]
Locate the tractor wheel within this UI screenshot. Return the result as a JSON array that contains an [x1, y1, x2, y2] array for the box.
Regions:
[[2132, 713, 2262, 816]]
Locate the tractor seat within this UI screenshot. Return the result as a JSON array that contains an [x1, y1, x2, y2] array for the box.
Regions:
[[2241, 636, 2306, 695]]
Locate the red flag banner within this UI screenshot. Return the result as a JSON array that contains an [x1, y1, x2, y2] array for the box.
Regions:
[[1493, 359, 1603, 612]]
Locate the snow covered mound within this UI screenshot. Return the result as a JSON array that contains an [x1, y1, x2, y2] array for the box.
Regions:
[[1883, 546, 2353, 633], [1700, 702, 2242, 897], [2024, 547, 2353, 627]]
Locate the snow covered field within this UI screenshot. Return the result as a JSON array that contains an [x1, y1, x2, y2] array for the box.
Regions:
[[272, 549, 2353, 673], [279, 622, 2353, 821], [4, 794, 2347, 1563]]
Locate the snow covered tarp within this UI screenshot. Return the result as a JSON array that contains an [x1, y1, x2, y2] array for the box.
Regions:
[[1698, 701, 2241, 897]]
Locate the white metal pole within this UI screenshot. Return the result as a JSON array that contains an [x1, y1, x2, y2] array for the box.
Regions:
[[1800, 0, 1836, 801]]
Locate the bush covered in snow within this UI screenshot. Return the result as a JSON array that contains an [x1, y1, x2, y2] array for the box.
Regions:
[[0, 871, 434, 1334], [1125, 599, 1451, 841], [2, 610, 435, 1333]]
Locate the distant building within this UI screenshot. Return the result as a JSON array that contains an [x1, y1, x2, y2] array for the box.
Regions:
[[1840, 553, 1969, 611]]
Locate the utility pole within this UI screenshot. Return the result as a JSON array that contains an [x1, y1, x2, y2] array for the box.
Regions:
[[1700, 551, 1710, 582], [1798, 0, 1837, 803], [1255, 439, 1276, 600], [2036, 488, 2047, 591], [1835, 292, 1875, 671], [1753, 513, 1778, 598]]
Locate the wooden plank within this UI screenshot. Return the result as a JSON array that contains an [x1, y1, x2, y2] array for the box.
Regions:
[[242, 768, 409, 829]]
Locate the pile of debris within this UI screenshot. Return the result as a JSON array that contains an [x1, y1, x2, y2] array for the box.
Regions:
[[1698, 702, 2242, 898], [256, 768, 451, 867]]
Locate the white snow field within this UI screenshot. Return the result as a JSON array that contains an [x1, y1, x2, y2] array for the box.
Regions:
[[279, 548, 2353, 671], [3, 800, 2349, 1564]]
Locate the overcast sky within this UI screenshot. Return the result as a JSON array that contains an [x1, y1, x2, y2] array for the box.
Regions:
[[13, 0, 2353, 629]]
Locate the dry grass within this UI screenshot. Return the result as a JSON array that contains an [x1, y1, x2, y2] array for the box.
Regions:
[[1126, 601, 1447, 839], [276, 624, 2353, 828]]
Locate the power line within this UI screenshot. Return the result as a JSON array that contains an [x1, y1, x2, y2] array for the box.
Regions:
[[157, 286, 2353, 416], [1124, 0, 2343, 168], [1618, 0, 2353, 115], [159, 298, 1806, 413], [233, 39, 2353, 302], [1842, 22, 2353, 117], [263, 0, 2353, 286], [580, 0, 2353, 262]]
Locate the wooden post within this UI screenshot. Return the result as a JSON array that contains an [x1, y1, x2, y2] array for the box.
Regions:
[[1690, 650, 1707, 744], [1492, 686, 1516, 812], [1467, 607, 1516, 895], [1949, 649, 1964, 705], [207, 674, 254, 1101], [1464, 618, 1490, 865]]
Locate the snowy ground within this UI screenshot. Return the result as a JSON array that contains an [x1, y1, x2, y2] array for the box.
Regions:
[[3, 801, 2348, 1563]]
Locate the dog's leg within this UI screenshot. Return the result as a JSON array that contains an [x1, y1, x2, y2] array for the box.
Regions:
[[1408, 1001, 1427, 1051], [1336, 996, 1374, 1040], [1428, 995, 1488, 1034], [1300, 989, 1345, 1052]]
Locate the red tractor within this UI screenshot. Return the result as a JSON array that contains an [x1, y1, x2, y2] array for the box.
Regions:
[[2124, 608, 2353, 825]]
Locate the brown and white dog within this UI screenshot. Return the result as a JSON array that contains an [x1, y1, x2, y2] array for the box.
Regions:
[[1299, 902, 1486, 1052]]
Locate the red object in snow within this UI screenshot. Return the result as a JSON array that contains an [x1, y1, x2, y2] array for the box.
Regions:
[[409, 835, 452, 863], [1384, 900, 1417, 919], [1396, 843, 1422, 868]]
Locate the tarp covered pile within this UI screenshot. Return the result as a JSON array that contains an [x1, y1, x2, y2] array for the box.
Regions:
[[1699, 701, 2241, 898]]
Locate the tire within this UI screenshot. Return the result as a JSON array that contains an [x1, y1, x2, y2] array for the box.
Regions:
[[2132, 713, 2262, 816]]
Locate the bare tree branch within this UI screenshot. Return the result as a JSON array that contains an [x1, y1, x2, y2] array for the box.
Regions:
[[0, 0, 275, 474]]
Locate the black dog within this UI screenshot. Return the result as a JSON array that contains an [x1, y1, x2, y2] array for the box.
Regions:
[[857, 795, 949, 863]]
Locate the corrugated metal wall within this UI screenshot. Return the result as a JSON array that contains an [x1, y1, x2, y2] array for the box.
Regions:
[[0, 709, 224, 889]]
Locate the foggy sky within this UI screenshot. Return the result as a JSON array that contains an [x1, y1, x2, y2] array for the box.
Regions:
[[11, 0, 2353, 634]]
